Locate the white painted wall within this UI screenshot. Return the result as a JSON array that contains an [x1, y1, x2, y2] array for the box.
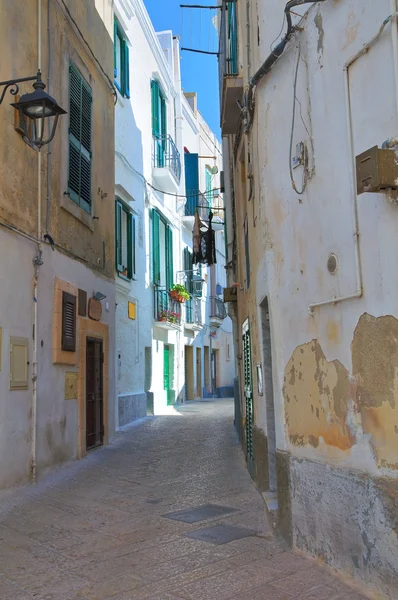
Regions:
[[0, 230, 116, 491], [251, 0, 398, 475]]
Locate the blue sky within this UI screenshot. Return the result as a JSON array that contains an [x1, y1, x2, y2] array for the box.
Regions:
[[144, 0, 220, 137]]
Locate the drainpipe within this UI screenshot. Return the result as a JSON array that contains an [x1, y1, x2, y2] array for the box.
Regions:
[[309, 11, 398, 314], [45, 0, 52, 234], [391, 1, 398, 118], [31, 0, 44, 483]]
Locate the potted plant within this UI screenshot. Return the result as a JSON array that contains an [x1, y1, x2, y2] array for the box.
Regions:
[[158, 310, 167, 322], [169, 284, 190, 303]]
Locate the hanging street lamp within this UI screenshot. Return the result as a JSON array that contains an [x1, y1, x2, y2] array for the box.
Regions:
[[0, 70, 66, 149]]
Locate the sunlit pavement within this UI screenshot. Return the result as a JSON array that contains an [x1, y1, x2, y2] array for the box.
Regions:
[[0, 399, 367, 600]]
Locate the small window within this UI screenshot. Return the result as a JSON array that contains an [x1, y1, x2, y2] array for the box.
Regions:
[[116, 199, 136, 280], [10, 337, 29, 390], [62, 292, 77, 352], [114, 18, 130, 98]]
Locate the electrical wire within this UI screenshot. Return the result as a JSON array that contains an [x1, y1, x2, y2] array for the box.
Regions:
[[115, 150, 222, 200], [270, 13, 286, 55], [289, 43, 307, 195], [57, 0, 117, 103]]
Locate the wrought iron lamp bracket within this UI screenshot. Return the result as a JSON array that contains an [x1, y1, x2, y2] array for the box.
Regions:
[[0, 74, 38, 106]]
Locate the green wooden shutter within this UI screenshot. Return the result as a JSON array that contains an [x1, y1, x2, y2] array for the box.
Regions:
[[114, 20, 118, 78], [68, 63, 92, 213], [127, 211, 133, 279], [152, 209, 160, 285], [242, 320, 254, 463], [161, 95, 167, 138], [115, 200, 123, 273], [123, 40, 130, 98], [151, 81, 160, 137], [132, 214, 136, 278], [166, 225, 173, 289]]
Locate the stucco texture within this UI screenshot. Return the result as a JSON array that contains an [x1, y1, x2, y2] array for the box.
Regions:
[[284, 313, 398, 475]]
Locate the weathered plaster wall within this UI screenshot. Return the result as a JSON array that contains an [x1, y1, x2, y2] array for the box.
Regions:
[[227, 0, 398, 595]]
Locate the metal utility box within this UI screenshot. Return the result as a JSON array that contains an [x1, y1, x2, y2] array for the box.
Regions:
[[356, 146, 398, 194]]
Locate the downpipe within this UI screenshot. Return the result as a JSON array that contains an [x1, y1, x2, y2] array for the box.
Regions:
[[31, 0, 43, 483]]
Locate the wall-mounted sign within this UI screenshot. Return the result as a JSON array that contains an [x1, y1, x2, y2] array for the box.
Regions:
[[224, 287, 237, 302], [128, 301, 136, 320], [88, 298, 102, 321]]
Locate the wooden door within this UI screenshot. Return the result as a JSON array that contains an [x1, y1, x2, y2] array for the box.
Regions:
[[86, 339, 104, 450]]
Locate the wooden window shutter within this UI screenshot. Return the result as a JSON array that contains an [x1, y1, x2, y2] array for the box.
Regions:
[[165, 225, 173, 290], [115, 200, 123, 273], [114, 19, 118, 78], [132, 215, 136, 279], [123, 40, 130, 98], [160, 94, 167, 138], [152, 209, 160, 285], [151, 81, 160, 137], [62, 292, 77, 352], [68, 64, 92, 213], [127, 211, 133, 279]]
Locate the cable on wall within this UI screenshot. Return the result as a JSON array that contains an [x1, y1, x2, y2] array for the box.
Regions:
[[289, 43, 308, 195], [56, 0, 117, 103]]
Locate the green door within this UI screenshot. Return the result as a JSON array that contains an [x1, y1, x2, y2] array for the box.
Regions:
[[242, 319, 254, 476], [164, 345, 173, 405]]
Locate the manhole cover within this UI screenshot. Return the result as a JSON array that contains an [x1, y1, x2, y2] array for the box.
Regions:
[[162, 504, 238, 524], [184, 523, 257, 545]]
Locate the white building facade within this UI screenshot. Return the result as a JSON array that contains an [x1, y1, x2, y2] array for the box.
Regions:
[[114, 0, 234, 425]]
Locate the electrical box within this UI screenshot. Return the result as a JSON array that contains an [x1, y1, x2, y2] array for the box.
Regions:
[[356, 146, 398, 194]]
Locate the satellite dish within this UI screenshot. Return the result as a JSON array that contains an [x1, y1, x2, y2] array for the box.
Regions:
[[210, 165, 219, 175]]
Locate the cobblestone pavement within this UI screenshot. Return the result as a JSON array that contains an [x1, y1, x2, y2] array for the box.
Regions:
[[0, 399, 369, 600]]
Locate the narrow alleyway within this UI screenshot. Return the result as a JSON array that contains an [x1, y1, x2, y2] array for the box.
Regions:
[[0, 400, 367, 600]]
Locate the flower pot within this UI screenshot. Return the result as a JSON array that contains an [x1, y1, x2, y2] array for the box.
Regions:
[[178, 295, 186, 303], [169, 290, 179, 301]]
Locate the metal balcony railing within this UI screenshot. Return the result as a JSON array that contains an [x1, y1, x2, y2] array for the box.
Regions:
[[185, 192, 225, 223], [153, 134, 181, 183], [185, 191, 209, 220], [155, 288, 182, 326], [185, 297, 202, 327], [210, 296, 227, 320]]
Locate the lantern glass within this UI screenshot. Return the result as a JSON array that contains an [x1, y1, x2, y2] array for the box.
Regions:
[[24, 102, 56, 118]]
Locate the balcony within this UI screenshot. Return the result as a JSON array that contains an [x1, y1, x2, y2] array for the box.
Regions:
[[155, 288, 182, 330], [209, 296, 227, 328], [152, 134, 181, 194], [182, 191, 209, 228], [184, 297, 203, 331], [183, 192, 225, 231], [219, 1, 243, 135]]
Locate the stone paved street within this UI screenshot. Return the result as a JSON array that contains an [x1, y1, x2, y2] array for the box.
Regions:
[[0, 399, 368, 600]]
